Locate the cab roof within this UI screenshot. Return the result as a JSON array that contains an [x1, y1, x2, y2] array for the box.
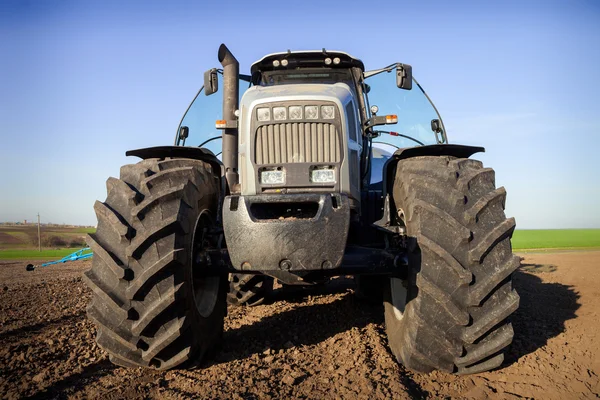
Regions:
[[250, 50, 365, 75]]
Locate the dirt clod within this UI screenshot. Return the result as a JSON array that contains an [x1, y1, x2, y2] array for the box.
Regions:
[[0, 252, 599, 399], [282, 374, 296, 385]]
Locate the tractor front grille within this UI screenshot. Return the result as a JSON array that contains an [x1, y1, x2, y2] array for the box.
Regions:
[[254, 122, 341, 165]]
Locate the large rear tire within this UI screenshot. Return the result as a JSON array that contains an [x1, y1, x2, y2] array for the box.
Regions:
[[385, 156, 520, 374], [83, 158, 227, 370], [227, 274, 274, 306]]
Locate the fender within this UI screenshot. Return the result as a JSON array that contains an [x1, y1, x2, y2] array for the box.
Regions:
[[380, 144, 485, 222], [126, 146, 223, 179], [382, 144, 484, 195]]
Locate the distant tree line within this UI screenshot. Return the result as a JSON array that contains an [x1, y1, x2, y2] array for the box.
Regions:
[[42, 235, 86, 248]]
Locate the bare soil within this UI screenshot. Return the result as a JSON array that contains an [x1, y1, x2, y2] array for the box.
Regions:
[[0, 252, 598, 399]]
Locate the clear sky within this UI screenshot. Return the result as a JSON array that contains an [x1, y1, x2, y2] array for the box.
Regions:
[[1, 0, 599, 228]]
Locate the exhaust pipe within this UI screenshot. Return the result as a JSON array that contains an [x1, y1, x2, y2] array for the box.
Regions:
[[219, 44, 240, 193]]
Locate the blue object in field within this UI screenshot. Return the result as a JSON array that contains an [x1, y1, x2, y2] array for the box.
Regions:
[[25, 247, 93, 271]]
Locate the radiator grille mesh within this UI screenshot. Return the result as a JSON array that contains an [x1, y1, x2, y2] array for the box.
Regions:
[[255, 122, 340, 164]]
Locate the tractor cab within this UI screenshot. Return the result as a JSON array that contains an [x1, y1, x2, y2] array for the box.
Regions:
[[176, 49, 447, 196]]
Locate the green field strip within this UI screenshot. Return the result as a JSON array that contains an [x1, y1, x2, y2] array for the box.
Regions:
[[0, 249, 81, 259], [511, 229, 600, 250]]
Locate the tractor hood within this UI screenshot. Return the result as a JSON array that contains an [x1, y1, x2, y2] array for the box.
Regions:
[[237, 82, 361, 199]]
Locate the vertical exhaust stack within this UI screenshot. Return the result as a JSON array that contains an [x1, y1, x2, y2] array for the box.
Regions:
[[219, 44, 240, 193]]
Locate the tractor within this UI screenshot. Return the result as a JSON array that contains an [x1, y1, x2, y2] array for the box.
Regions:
[[84, 44, 520, 374]]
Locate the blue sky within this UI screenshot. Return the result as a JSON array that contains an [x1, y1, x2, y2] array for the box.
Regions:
[[0, 0, 599, 228]]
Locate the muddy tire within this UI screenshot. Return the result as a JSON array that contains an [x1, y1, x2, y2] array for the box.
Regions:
[[385, 156, 520, 374], [83, 158, 226, 370], [227, 274, 274, 306]]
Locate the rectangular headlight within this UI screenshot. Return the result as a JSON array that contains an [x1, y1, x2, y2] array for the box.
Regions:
[[273, 106, 287, 121], [289, 106, 303, 120], [261, 169, 285, 184], [305, 105, 319, 119], [311, 168, 335, 183], [321, 105, 335, 119], [257, 107, 271, 122]]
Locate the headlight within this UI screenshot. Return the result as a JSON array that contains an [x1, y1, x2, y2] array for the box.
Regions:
[[273, 107, 287, 121], [261, 169, 285, 184], [321, 105, 335, 119], [311, 168, 335, 183], [289, 106, 303, 120], [257, 107, 271, 122], [305, 105, 319, 119]]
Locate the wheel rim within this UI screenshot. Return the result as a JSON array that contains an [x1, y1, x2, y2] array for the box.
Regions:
[[390, 277, 408, 320], [191, 210, 220, 318]]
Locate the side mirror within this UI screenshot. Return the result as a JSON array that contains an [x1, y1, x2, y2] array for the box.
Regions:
[[179, 126, 189, 141], [396, 63, 412, 90], [204, 68, 219, 96], [431, 119, 442, 133]]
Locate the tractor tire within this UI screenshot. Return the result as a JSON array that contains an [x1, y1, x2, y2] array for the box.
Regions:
[[385, 156, 520, 374], [83, 158, 227, 370], [227, 274, 274, 306]]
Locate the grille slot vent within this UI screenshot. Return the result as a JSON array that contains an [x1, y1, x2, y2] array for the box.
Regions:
[[255, 122, 340, 164]]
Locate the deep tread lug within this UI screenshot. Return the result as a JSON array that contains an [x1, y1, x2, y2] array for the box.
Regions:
[[410, 199, 471, 241], [142, 318, 187, 362], [86, 234, 127, 280], [227, 274, 273, 307], [126, 216, 180, 260], [456, 324, 514, 367], [126, 250, 182, 299], [82, 270, 128, 320], [465, 187, 507, 223], [132, 283, 184, 336], [416, 273, 469, 325], [457, 353, 504, 375], [468, 255, 520, 306], [157, 346, 191, 370], [458, 167, 495, 190], [469, 218, 516, 264], [418, 234, 472, 284], [93, 201, 130, 238], [462, 290, 520, 344]]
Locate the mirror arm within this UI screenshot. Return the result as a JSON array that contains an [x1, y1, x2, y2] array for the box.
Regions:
[[364, 115, 397, 129], [363, 63, 397, 79]]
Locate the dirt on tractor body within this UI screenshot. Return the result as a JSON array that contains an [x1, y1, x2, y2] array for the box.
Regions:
[[0, 252, 598, 399]]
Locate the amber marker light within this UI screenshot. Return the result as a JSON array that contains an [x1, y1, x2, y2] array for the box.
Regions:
[[386, 115, 398, 124]]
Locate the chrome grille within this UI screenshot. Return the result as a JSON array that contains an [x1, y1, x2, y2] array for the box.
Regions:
[[255, 122, 341, 164]]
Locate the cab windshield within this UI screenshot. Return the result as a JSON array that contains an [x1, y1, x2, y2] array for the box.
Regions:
[[364, 66, 447, 184], [364, 67, 446, 149]]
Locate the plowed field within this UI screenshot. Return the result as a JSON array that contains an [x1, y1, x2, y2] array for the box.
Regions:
[[0, 251, 598, 399]]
